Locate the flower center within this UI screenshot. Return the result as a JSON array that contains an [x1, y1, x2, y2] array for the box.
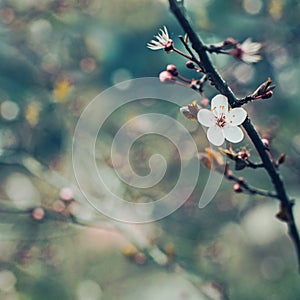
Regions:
[[164, 40, 174, 52], [216, 113, 226, 128]]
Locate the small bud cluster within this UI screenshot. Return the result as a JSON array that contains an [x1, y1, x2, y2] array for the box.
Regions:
[[159, 64, 206, 94], [251, 77, 276, 100], [219, 147, 252, 171], [32, 187, 76, 221]]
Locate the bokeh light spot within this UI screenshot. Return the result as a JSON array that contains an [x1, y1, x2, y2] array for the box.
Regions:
[[76, 280, 103, 300], [243, 0, 263, 15], [0, 270, 17, 293], [1, 100, 19, 121]]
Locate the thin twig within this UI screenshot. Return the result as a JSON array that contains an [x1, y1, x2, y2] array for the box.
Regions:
[[178, 35, 201, 64], [168, 0, 300, 272], [173, 47, 193, 60], [238, 95, 256, 105], [226, 172, 278, 199], [245, 160, 264, 169]]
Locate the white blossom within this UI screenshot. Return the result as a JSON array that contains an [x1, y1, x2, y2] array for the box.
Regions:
[[147, 26, 174, 53], [231, 38, 262, 63], [197, 94, 247, 146]]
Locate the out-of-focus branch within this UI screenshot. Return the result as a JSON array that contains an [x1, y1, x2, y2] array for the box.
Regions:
[[168, 0, 300, 272], [0, 149, 229, 298]]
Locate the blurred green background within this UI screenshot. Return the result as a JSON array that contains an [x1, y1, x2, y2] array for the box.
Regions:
[[0, 0, 300, 299]]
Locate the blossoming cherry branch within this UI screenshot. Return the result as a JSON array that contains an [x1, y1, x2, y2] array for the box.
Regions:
[[147, 0, 300, 272]]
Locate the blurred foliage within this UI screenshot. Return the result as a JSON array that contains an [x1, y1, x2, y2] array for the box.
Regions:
[[0, 0, 300, 299]]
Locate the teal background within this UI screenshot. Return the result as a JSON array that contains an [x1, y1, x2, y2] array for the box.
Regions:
[[0, 0, 300, 299]]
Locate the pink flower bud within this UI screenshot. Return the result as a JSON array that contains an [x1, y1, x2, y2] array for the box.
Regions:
[[261, 91, 273, 99], [59, 187, 73, 201], [277, 153, 286, 165], [32, 208, 45, 220], [159, 71, 175, 83], [166, 64, 178, 76], [186, 61, 195, 69], [233, 183, 242, 193], [223, 38, 237, 46]]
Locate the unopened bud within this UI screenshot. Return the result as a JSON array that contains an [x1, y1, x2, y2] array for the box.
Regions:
[[32, 207, 45, 221], [252, 78, 276, 99], [166, 64, 178, 76], [186, 61, 195, 69], [261, 91, 273, 99], [59, 187, 73, 202], [223, 37, 237, 46], [233, 183, 243, 193], [159, 71, 175, 83], [277, 153, 286, 165]]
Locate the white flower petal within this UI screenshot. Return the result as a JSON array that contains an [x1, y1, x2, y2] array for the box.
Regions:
[[150, 40, 162, 46], [147, 40, 161, 46], [227, 108, 247, 126], [161, 26, 169, 39], [197, 109, 215, 127], [211, 94, 228, 117], [156, 35, 165, 44], [242, 38, 261, 53], [223, 126, 244, 143], [147, 44, 163, 50], [207, 126, 225, 146], [242, 54, 262, 63]]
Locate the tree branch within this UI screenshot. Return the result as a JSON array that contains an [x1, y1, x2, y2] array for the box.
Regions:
[[168, 0, 300, 271], [225, 171, 278, 199]]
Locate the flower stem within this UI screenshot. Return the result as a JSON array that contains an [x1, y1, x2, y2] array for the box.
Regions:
[[173, 47, 193, 60], [177, 74, 192, 83]]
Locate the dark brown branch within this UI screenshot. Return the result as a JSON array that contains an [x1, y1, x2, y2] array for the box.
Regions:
[[245, 160, 264, 169], [168, 0, 300, 272], [237, 95, 256, 105], [226, 171, 278, 199]]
